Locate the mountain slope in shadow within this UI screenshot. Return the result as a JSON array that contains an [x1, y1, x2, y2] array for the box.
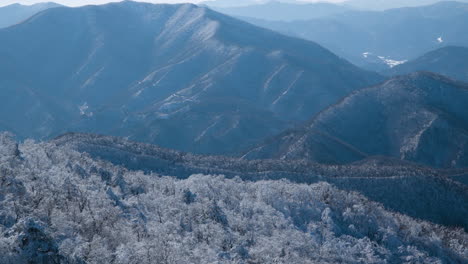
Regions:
[[384, 46, 468, 82], [0, 1, 381, 154], [244, 72, 468, 169]]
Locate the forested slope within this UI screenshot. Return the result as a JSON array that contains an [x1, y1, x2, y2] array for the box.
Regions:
[[0, 133, 466, 263]]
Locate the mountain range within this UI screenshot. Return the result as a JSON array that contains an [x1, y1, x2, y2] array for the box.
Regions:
[[236, 1, 468, 70], [243, 72, 468, 169], [202, 0, 468, 10], [211, 1, 352, 21], [344, 0, 468, 10], [0, 2, 60, 28], [1, 1, 468, 263], [1, 1, 467, 168], [0, 2, 467, 261], [200, 0, 266, 8], [0, 1, 380, 154]]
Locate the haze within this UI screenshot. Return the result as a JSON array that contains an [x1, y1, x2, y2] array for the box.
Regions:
[[1, 0, 346, 7]]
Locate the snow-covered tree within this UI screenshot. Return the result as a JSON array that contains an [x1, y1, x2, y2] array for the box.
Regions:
[[0, 133, 466, 263]]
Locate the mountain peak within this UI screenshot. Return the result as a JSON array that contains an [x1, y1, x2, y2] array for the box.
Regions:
[[0, 1, 380, 154]]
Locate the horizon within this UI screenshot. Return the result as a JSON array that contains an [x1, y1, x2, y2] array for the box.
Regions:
[[0, 0, 347, 8]]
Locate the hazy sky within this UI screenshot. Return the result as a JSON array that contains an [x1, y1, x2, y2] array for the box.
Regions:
[[0, 0, 346, 7]]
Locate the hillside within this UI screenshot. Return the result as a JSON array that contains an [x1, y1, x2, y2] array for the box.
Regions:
[[385, 46, 468, 82], [0, 133, 466, 263], [0, 1, 381, 155], [244, 72, 468, 169], [53, 133, 468, 229]]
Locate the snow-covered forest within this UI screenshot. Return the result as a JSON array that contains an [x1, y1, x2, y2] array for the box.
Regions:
[[0, 133, 467, 263]]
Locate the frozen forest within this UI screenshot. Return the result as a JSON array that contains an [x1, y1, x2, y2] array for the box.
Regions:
[[0, 133, 467, 263]]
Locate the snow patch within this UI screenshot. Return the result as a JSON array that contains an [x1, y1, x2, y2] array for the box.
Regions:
[[133, 70, 171, 98], [192, 20, 219, 41], [362, 52, 406, 68], [268, 50, 284, 59], [79, 103, 88, 115], [78, 102, 93, 117], [80, 67, 104, 90], [400, 113, 438, 159], [263, 64, 287, 91], [195, 116, 222, 142], [272, 70, 304, 105], [378, 56, 407, 68], [75, 37, 104, 76], [158, 101, 186, 112]]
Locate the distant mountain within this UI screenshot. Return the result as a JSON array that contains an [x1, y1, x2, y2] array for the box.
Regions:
[[0, 2, 60, 28], [0, 1, 381, 155], [211, 1, 352, 21], [385, 46, 468, 82], [244, 72, 468, 169], [54, 132, 468, 229], [200, 0, 265, 8], [240, 1, 468, 70], [203, 0, 468, 10], [344, 0, 468, 11]]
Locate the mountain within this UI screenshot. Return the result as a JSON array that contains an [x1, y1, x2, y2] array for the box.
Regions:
[[244, 72, 468, 169], [0, 1, 381, 155], [200, 0, 265, 8], [240, 1, 468, 70], [1, 133, 467, 262], [211, 1, 352, 21], [0, 2, 60, 28], [54, 133, 468, 229], [344, 0, 468, 10], [202, 0, 468, 10], [385, 46, 468, 82]]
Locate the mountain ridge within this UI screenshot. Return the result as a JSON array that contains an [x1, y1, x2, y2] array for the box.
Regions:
[[0, 1, 381, 154], [384, 46, 468, 82], [236, 1, 468, 70], [52, 132, 468, 229], [243, 72, 468, 168], [210, 1, 352, 21], [0, 2, 60, 28]]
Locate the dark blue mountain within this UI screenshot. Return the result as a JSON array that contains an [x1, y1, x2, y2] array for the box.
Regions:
[[244, 72, 468, 169], [0, 1, 381, 154], [385, 46, 468, 82]]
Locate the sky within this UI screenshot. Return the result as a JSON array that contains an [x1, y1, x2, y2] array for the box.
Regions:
[[0, 0, 346, 7]]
